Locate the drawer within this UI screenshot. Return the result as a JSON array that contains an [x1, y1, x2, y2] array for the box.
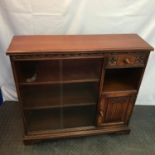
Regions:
[[107, 53, 147, 68]]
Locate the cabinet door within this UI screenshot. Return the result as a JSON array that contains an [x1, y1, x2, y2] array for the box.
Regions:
[[97, 91, 136, 127]]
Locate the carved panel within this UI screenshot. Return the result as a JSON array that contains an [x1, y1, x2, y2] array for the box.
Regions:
[[105, 96, 130, 123], [97, 93, 136, 126], [107, 52, 147, 68], [108, 96, 129, 105], [108, 56, 117, 66], [11, 52, 106, 60], [135, 55, 146, 64]]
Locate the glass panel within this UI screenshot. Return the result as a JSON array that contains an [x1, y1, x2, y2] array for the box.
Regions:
[[63, 106, 96, 129], [25, 109, 61, 133], [61, 58, 102, 129], [16, 60, 63, 133], [16, 58, 103, 133], [62, 58, 102, 83], [16, 60, 60, 84], [62, 83, 98, 107], [21, 85, 61, 109]]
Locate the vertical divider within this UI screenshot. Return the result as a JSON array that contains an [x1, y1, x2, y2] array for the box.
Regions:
[[59, 59, 64, 129], [99, 58, 106, 97], [97, 57, 106, 126]]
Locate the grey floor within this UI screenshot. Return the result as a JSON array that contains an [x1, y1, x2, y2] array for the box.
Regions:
[[0, 102, 155, 155]]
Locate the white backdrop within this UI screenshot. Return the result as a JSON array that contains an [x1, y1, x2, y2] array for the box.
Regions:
[[0, 0, 155, 105]]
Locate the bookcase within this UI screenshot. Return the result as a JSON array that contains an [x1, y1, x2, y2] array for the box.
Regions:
[[7, 34, 153, 144]]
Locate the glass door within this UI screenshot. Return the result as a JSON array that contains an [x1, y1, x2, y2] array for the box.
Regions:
[[61, 58, 103, 129], [15, 57, 103, 134], [15, 60, 63, 134]]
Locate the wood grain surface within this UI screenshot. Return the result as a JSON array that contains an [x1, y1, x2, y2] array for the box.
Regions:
[[7, 34, 153, 54]]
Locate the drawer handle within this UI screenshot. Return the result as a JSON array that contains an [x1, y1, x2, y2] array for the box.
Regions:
[[124, 58, 130, 64], [100, 111, 104, 117]]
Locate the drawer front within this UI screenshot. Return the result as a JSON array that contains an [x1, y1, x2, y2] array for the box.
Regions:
[[97, 91, 136, 127], [107, 53, 147, 68]]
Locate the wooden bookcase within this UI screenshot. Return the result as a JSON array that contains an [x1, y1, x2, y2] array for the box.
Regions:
[[7, 34, 153, 144]]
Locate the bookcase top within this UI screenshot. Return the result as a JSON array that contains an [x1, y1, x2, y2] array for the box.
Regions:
[[7, 34, 153, 55]]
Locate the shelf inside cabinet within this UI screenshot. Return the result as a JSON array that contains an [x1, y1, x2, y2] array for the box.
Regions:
[[62, 59, 102, 83], [22, 83, 98, 110], [103, 68, 143, 93], [26, 105, 96, 134], [22, 85, 60, 109], [16, 59, 102, 85], [63, 106, 96, 129], [25, 109, 62, 133]]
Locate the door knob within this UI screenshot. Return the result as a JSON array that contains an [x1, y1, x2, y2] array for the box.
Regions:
[[124, 58, 130, 64]]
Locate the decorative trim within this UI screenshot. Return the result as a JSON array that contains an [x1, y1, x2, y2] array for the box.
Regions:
[[135, 55, 146, 64], [109, 96, 129, 104], [11, 52, 105, 60], [107, 52, 147, 67], [11, 51, 148, 62]]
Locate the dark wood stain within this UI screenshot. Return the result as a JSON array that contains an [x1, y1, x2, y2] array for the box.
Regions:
[[7, 34, 153, 144], [7, 34, 153, 54]]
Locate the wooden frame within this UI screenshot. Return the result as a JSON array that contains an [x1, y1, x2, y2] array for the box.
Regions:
[[7, 34, 153, 144]]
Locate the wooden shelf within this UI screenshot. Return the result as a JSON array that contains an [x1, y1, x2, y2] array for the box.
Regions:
[[103, 68, 143, 93], [63, 106, 95, 129], [17, 59, 102, 85], [22, 83, 98, 110], [26, 106, 95, 134], [26, 109, 61, 133]]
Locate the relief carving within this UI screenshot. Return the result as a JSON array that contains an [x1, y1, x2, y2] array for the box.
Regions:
[[97, 98, 105, 125], [11, 52, 105, 60], [135, 55, 145, 64], [109, 96, 129, 104]]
